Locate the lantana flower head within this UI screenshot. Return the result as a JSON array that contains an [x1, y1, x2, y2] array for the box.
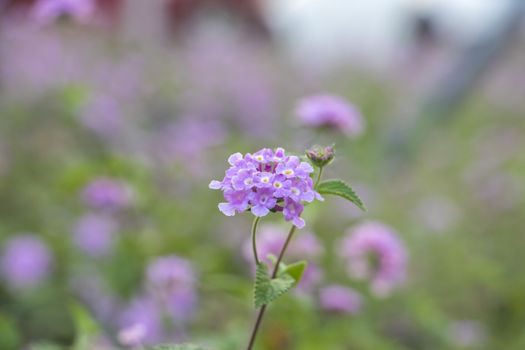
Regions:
[[209, 148, 323, 228]]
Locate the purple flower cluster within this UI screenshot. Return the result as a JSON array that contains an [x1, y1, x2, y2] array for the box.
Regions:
[[209, 148, 323, 228], [339, 221, 408, 297], [296, 94, 364, 136], [1, 235, 53, 289]]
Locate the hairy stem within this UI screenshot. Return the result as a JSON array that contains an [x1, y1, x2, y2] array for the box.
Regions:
[[251, 216, 261, 265], [246, 225, 297, 350]]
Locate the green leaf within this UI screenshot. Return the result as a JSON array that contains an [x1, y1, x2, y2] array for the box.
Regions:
[[148, 344, 208, 350], [316, 179, 366, 211], [69, 302, 100, 350], [266, 254, 287, 275], [282, 260, 308, 287], [254, 263, 295, 308], [28, 344, 65, 350]]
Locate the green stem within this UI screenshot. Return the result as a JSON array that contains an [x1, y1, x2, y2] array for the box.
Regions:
[[245, 224, 297, 350], [314, 166, 324, 189], [271, 225, 296, 278], [251, 216, 261, 265]]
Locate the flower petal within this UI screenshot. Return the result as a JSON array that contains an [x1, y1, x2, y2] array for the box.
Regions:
[[218, 203, 236, 216], [228, 152, 243, 165], [293, 217, 306, 229], [251, 205, 270, 217], [209, 180, 222, 189]]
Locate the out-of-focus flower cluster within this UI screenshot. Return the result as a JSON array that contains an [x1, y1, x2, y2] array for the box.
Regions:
[[72, 177, 134, 257], [118, 255, 198, 346], [209, 148, 323, 228], [1, 235, 53, 290], [339, 221, 408, 297], [296, 95, 365, 136], [240, 220, 408, 315]]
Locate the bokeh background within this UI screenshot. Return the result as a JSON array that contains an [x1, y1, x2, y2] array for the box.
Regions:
[[1, 0, 525, 349]]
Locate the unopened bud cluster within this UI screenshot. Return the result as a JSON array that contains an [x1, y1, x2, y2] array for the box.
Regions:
[[306, 145, 335, 168]]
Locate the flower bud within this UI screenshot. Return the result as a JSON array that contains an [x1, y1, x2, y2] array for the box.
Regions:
[[306, 145, 335, 168]]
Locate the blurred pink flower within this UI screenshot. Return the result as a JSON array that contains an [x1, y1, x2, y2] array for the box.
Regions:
[[296, 94, 364, 136], [319, 285, 362, 314], [339, 221, 407, 297]]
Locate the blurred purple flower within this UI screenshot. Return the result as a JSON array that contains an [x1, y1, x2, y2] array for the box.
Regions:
[[73, 213, 117, 256], [80, 96, 124, 139], [319, 285, 362, 314], [146, 255, 198, 322], [0, 23, 78, 91], [1, 235, 53, 289], [70, 273, 120, 324], [82, 177, 133, 211], [448, 320, 486, 348], [32, 0, 95, 24], [242, 224, 324, 293], [339, 221, 408, 297], [119, 296, 163, 346], [118, 323, 147, 347], [296, 95, 364, 136], [414, 196, 461, 233], [155, 118, 225, 164], [180, 33, 278, 137]]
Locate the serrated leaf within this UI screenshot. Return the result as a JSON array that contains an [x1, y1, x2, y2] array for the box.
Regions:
[[148, 344, 208, 350], [281, 260, 308, 287], [254, 263, 294, 308], [316, 179, 366, 211]]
